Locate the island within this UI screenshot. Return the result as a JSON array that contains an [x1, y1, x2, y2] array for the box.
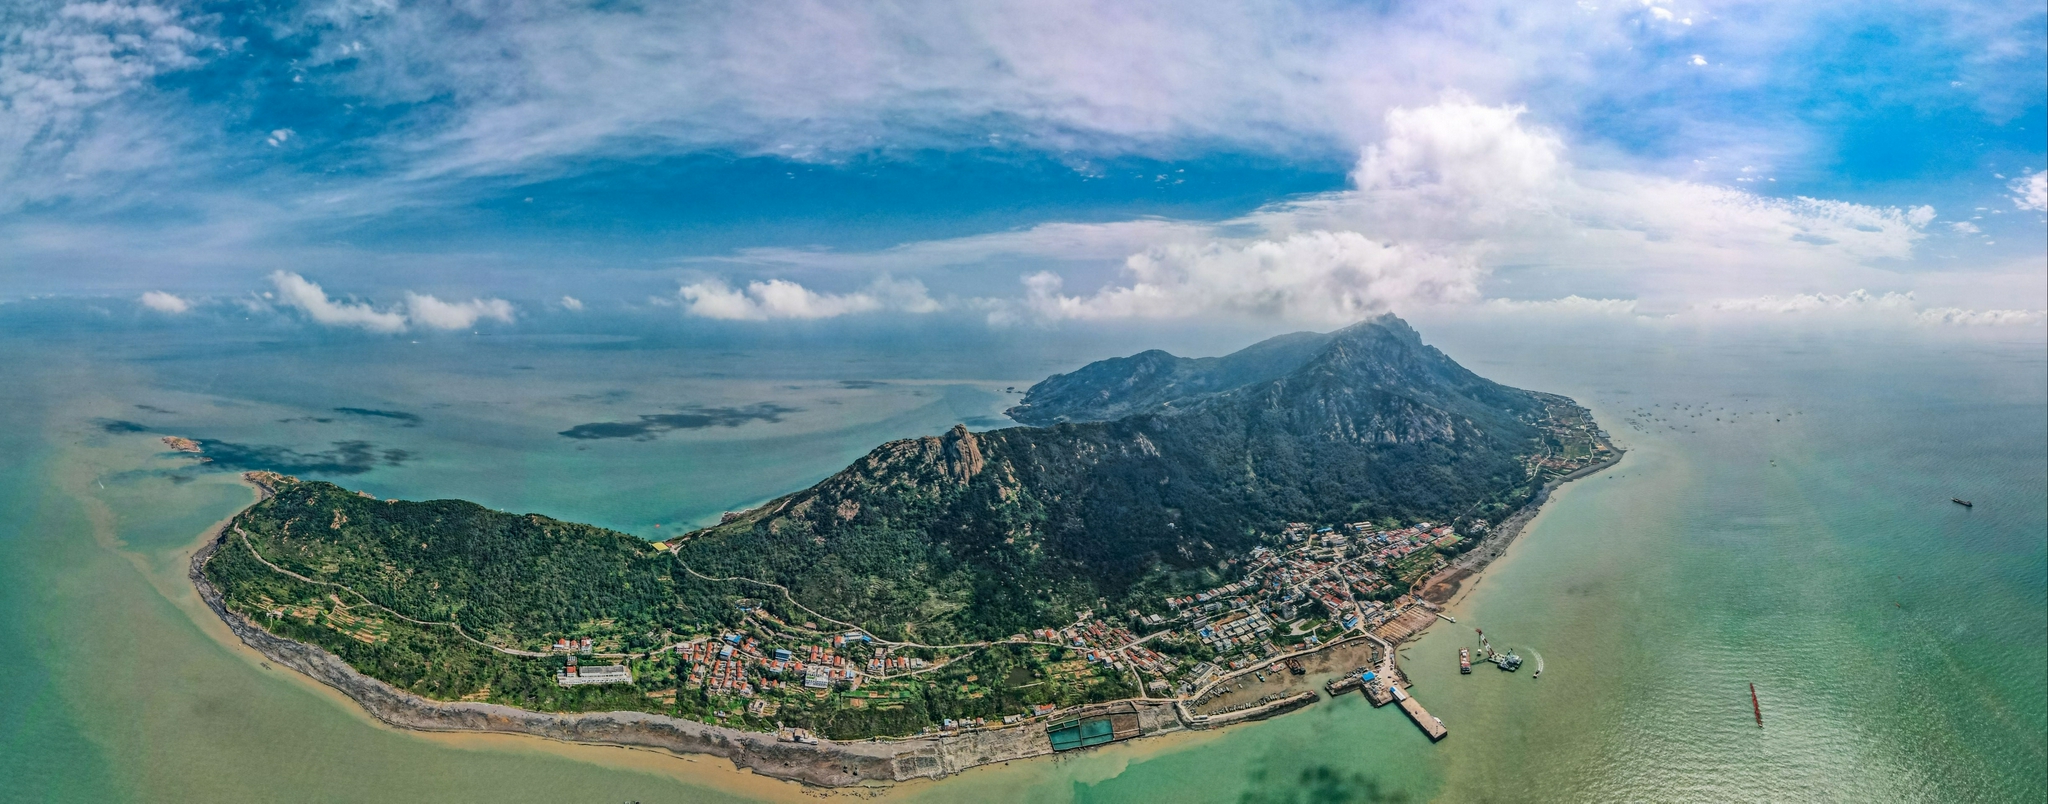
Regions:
[[190, 314, 1619, 787]]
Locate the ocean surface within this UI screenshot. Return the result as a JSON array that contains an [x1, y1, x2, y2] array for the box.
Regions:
[[1, 307, 2041, 803]]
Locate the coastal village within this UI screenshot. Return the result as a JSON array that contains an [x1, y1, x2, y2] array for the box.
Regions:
[[198, 367, 1619, 786], [538, 516, 1497, 745], [541, 403, 1616, 748]]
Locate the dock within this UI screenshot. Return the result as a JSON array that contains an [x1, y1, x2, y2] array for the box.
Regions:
[[1390, 685, 1447, 741]]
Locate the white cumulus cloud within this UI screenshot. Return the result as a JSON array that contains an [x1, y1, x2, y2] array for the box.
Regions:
[[1021, 231, 1480, 324], [984, 97, 1945, 324], [138, 290, 190, 313], [559, 295, 584, 311], [2014, 170, 2047, 212], [403, 292, 516, 329], [269, 271, 409, 332], [267, 271, 515, 332], [678, 276, 939, 320], [1352, 99, 1563, 200]]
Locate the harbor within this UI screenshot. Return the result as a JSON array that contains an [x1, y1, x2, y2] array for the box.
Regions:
[[1391, 686, 1448, 741]]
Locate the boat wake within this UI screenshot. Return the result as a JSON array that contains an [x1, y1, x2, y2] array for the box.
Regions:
[[1526, 648, 1544, 678]]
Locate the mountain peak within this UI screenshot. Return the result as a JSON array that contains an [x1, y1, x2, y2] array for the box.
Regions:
[[1005, 316, 1434, 426], [683, 316, 1571, 644]]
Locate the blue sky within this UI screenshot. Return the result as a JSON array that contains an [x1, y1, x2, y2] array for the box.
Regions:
[[2, 0, 2043, 331]]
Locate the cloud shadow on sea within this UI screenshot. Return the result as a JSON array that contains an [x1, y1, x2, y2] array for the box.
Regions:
[[192, 439, 413, 475], [559, 403, 797, 440], [1238, 765, 1413, 804], [333, 407, 423, 426]]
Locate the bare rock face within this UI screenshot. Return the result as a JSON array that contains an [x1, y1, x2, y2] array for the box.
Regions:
[[939, 424, 985, 485]]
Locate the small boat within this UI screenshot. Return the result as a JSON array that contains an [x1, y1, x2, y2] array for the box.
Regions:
[[1286, 658, 1306, 675], [1951, 498, 1973, 507], [1751, 683, 1763, 727]]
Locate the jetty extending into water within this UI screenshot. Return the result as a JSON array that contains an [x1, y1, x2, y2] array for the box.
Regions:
[[1391, 685, 1447, 741]]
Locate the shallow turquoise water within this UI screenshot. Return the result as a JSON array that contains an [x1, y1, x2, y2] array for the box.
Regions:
[[1, 313, 2040, 802]]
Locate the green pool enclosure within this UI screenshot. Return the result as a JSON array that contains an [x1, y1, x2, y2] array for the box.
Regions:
[[1046, 716, 1118, 751]]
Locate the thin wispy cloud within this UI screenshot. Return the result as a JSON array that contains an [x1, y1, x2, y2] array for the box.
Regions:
[[0, 1, 213, 211], [0, 1, 2039, 328], [1687, 290, 2043, 327]]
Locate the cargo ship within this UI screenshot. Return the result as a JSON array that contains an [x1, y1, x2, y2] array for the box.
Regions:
[[1952, 498, 1973, 507], [1459, 648, 1471, 674]]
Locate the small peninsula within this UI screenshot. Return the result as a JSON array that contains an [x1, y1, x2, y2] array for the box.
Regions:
[[193, 315, 1619, 786]]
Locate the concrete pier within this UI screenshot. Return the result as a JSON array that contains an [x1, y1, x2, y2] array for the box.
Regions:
[[1390, 686, 1446, 741]]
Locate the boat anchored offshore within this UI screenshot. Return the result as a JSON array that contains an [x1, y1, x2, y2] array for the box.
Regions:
[[1494, 651, 1523, 672], [1952, 498, 1973, 507], [1460, 648, 1471, 674]]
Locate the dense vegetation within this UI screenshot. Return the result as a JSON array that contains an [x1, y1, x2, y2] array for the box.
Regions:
[[1004, 329, 1336, 425], [204, 476, 1135, 736], [206, 314, 1574, 736], [203, 503, 702, 714], [212, 480, 743, 652], [680, 315, 1559, 644]]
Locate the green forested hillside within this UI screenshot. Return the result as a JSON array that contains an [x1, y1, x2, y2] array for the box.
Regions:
[[678, 315, 1562, 644], [212, 479, 741, 651], [204, 476, 1134, 735], [1004, 329, 1335, 425], [205, 314, 1581, 734]]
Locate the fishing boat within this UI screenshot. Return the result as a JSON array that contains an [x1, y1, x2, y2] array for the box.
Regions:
[[1952, 498, 1973, 507]]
